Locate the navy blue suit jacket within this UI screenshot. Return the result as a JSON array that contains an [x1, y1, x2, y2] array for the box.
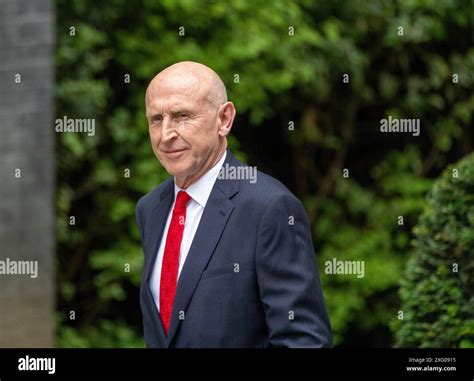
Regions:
[[136, 149, 332, 348]]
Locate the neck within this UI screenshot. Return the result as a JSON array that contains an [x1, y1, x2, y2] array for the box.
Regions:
[[176, 139, 227, 189]]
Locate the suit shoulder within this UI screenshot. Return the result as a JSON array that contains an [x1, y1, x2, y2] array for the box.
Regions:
[[136, 177, 173, 212], [239, 169, 302, 210]]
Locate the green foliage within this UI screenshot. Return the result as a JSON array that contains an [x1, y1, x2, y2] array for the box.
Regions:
[[55, 0, 473, 347], [395, 154, 474, 347], [57, 317, 145, 348]]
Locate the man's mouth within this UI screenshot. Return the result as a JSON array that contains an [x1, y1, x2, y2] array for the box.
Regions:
[[163, 148, 187, 158]]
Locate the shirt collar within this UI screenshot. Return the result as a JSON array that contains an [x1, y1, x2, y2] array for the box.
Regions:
[[173, 150, 227, 208]]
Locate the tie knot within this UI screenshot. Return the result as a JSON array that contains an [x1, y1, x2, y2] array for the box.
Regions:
[[175, 191, 191, 210]]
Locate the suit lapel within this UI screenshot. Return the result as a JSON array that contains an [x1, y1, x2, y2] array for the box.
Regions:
[[145, 180, 174, 282], [144, 179, 174, 346], [166, 151, 241, 347]]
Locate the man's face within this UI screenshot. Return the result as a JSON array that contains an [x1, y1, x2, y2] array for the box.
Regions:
[[145, 75, 221, 180]]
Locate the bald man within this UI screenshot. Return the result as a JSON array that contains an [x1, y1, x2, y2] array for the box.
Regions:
[[136, 61, 332, 348]]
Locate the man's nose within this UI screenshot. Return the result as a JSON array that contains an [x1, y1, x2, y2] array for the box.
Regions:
[[161, 117, 177, 141]]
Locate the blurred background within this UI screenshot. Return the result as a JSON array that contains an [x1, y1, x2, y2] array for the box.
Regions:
[[0, 0, 473, 347]]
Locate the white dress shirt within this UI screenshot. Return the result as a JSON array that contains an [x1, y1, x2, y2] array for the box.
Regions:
[[150, 151, 227, 312]]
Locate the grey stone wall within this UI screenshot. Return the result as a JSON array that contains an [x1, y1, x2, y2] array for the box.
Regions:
[[0, 0, 55, 347]]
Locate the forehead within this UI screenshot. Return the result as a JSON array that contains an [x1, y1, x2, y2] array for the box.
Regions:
[[146, 72, 209, 110], [146, 94, 200, 115]]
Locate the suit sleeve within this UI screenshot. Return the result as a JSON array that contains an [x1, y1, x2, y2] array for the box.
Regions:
[[255, 193, 332, 348], [135, 196, 145, 244]]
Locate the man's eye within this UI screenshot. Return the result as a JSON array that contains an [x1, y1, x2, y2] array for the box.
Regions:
[[177, 112, 188, 119], [151, 116, 162, 123]]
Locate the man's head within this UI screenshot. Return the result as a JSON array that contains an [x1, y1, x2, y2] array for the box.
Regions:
[[145, 61, 236, 189]]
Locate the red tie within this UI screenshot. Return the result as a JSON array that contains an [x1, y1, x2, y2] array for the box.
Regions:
[[160, 190, 191, 335]]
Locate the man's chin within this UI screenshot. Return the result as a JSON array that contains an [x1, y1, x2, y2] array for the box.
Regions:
[[165, 167, 190, 180], [159, 158, 186, 176]]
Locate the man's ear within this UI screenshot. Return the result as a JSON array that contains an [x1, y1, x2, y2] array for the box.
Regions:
[[217, 102, 236, 137]]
